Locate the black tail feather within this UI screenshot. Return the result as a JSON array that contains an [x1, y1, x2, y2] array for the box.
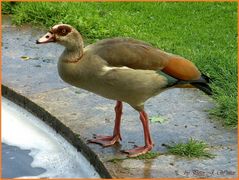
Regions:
[[164, 72, 213, 95], [174, 73, 213, 95], [191, 82, 212, 95], [201, 73, 211, 83], [191, 73, 212, 95]]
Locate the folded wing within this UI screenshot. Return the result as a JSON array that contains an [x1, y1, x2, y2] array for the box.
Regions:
[[90, 38, 201, 81]]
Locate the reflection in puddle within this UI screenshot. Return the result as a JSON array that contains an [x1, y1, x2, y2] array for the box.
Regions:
[[2, 143, 46, 178], [2, 97, 100, 178]]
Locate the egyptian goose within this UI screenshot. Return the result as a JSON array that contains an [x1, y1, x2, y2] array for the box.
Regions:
[[36, 24, 212, 157]]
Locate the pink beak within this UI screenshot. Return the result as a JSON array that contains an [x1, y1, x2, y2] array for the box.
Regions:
[[36, 32, 55, 44]]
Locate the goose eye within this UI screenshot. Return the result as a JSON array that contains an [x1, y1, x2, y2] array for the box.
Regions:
[[55, 25, 71, 36]]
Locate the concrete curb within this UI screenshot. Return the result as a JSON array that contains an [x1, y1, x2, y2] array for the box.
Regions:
[[2, 84, 112, 178]]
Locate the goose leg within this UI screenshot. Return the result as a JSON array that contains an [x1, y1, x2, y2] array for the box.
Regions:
[[88, 101, 123, 147], [122, 110, 154, 157]]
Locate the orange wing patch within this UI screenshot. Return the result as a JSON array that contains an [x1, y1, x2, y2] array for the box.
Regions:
[[162, 56, 201, 81]]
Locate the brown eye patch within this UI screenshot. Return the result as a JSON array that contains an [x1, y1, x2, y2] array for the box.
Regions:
[[52, 25, 71, 36]]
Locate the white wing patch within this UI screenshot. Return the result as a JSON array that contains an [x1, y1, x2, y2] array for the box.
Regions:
[[102, 66, 131, 72]]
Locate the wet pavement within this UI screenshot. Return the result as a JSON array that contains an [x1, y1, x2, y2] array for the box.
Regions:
[[2, 15, 238, 178]]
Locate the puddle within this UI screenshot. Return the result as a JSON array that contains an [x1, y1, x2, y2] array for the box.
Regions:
[[1, 97, 100, 178], [2, 143, 46, 178]]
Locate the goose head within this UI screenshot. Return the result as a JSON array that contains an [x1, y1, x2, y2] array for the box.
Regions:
[[36, 24, 83, 50]]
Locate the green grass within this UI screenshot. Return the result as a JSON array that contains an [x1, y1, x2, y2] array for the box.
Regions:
[[135, 151, 160, 160], [165, 139, 215, 159], [1, 2, 15, 14], [107, 140, 214, 160], [2, 2, 237, 127]]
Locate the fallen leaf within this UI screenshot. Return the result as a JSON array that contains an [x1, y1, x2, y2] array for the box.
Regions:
[[21, 56, 31, 61], [150, 116, 167, 123]]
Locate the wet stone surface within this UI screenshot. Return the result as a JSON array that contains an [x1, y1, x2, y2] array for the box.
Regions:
[[2, 16, 237, 178]]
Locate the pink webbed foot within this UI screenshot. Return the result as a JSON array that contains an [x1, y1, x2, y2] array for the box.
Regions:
[[88, 134, 121, 147], [88, 101, 123, 147], [121, 144, 154, 157], [121, 110, 154, 157]]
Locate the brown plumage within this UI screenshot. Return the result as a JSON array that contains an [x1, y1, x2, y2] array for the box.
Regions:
[[37, 24, 212, 157]]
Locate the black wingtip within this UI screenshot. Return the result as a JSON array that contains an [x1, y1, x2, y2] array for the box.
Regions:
[[191, 82, 213, 95], [201, 73, 211, 83]]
